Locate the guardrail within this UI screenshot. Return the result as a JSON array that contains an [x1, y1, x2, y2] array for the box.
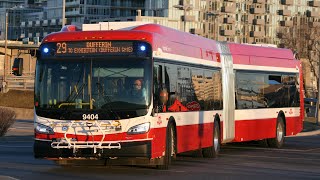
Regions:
[[3, 75, 34, 91]]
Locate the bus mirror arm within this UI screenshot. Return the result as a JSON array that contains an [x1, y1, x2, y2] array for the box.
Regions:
[[151, 107, 159, 116]]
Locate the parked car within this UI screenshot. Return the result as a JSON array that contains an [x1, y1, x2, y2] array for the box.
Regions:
[[304, 98, 317, 117]]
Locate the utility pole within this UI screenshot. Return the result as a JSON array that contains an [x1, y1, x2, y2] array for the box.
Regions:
[[62, 0, 66, 28], [3, 11, 8, 92]]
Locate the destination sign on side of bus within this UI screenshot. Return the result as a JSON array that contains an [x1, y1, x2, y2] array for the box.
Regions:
[[39, 41, 151, 58]]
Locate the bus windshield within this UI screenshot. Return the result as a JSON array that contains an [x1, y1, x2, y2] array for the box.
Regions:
[[35, 57, 152, 120]]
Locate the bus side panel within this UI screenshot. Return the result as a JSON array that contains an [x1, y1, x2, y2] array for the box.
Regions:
[[286, 116, 302, 136], [151, 127, 167, 158], [176, 123, 213, 153], [233, 118, 277, 142]]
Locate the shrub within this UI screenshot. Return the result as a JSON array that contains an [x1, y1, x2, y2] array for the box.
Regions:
[[0, 107, 16, 137]]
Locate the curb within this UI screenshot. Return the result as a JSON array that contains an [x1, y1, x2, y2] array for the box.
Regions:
[[295, 129, 320, 137]]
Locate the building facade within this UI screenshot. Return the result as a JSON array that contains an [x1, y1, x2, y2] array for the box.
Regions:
[[1, 0, 320, 97]]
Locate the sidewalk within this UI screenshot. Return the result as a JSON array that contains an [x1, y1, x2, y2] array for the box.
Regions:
[[297, 117, 320, 136]]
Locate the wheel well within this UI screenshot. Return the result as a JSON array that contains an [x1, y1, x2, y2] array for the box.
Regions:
[[214, 114, 221, 143], [168, 116, 177, 151], [278, 111, 286, 135], [214, 114, 221, 128]]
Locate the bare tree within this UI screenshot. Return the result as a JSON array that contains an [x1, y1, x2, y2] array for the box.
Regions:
[[278, 15, 320, 97]]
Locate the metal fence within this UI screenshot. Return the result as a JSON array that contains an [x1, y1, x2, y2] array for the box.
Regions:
[[1, 75, 34, 92]]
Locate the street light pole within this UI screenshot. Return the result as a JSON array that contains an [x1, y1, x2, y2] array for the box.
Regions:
[[315, 42, 320, 126], [173, 3, 193, 32], [4, 12, 8, 86], [62, 0, 66, 28], [317, 46, 320, 125]]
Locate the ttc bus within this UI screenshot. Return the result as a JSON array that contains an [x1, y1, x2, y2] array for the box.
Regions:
[[33, 24, 304, 169]]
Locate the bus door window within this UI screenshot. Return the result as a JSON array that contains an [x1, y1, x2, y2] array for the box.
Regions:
[[166, 65, 190, 112], [153, 63, 165, 112]]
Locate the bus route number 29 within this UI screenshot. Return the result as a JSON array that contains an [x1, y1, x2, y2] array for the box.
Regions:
[[82, 114, 99, 120], [56, 42, 67, 54]]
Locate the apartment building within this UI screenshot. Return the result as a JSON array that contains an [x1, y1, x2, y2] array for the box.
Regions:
[[18, 0, 145, 40]]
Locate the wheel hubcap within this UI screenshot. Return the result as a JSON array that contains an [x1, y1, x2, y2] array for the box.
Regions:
[[214, 126, 219, 151], [277, 122, 284, 143]]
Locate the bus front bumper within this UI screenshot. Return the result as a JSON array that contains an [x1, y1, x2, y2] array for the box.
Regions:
[[34, 139, 152, 159]]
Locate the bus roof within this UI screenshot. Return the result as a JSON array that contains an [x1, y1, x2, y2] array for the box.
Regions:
[[42, 24, 296, 62]]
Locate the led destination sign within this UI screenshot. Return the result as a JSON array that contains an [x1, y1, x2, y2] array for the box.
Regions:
[[55, 41, 135, 56]]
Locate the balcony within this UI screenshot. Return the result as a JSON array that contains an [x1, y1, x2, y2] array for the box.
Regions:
[[182, 15, 195, 22], [253, 0, 265, 3], [58, 18, 63, 25], [66, 0, 80, 7], [280, 20, 293, 27], [223, 17, 235, 24], [66, 9, 81, 16], [27, 21, 33, 27], [281, 0, 293, 5], [250, 8, 265, 14], [278, 9, 291, 16], [253, 19, 265, 25], [220, 29, 235, 36], [308, 1, 320, 7], [190, 28, 203, 35], [308, 21, 320, 27], [43, 20, 48, 26], [221, 5, 236, 13], [50, 19, 56, 26], [250, 31, 265, 37], [35, 20, 41, 27], [306, 10, 320, 17]]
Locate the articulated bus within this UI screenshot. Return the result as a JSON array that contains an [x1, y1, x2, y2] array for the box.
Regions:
[[33, 24, 304, 169]]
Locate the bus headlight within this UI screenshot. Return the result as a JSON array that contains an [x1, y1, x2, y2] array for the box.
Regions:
[[127, 123, 150, 135], [35, 123, 54, 134]]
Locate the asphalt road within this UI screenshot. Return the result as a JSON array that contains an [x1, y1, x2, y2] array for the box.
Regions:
[[1, 119, 320, 180]]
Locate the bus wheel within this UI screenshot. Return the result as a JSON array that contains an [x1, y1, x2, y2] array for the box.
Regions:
[[267, 117, 285, 148], [202, 120, 220, 158], [157, 123, 175, 170]]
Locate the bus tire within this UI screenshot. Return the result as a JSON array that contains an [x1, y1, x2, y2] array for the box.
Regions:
[[202, 120, 220, 158], [267, 116, 285, 148], [156, 123, 175, 170]]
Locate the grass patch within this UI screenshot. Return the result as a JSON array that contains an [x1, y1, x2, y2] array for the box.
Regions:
[[0, 107, 16, 137], [0, 90, 34, 109]]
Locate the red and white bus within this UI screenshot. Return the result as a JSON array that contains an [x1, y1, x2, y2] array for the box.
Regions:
[[33, 24, 304, 169]]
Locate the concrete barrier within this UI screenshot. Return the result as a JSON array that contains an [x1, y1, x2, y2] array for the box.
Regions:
[[0, 106, 33, 120]]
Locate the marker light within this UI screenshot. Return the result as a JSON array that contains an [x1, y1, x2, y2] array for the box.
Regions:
[[140, 45, 146, 51], [43, 47, 49, 53]]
